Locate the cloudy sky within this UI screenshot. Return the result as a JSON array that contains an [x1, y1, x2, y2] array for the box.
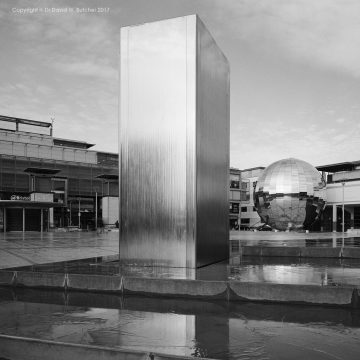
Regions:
[[1, 0, 360, 169]]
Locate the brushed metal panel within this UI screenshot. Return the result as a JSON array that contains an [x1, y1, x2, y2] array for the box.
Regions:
[[185, 17, 197, 269], [196, 18, 230, 267], [120, 16, 195, 267], [119, 15, 229, 268]]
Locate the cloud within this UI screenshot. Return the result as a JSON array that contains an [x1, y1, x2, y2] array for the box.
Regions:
[[0, 5, 6, 19], [333, 133, 348, 142], [9, 1, 117, 71], [53, 60, 117, 80], [214, 0, 360, 78], [335, 118, 346, 124], [230, 111, 360, 168]]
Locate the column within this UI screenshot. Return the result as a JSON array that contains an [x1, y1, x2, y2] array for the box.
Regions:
[[332, 204, 337, 232], [95, 192, 98, 230], [49, 208, 54, 229], [78, 198, 81, 229], [349, 207, 354, 230], [40, 208, 43, 233], [22, 208, 25, 232], [47, 209, 50, 232], [4, 208, 6, 233]]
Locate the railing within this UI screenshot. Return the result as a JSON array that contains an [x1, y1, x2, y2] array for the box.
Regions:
[[331, 170, 360, 183], [0, 140, 97, 164]]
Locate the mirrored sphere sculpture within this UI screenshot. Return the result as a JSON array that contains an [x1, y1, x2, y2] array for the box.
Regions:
[[254, 158, 326, 231]]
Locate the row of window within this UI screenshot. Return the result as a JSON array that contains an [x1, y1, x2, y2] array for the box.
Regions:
[[229, 202, 239, 213], [229, 191, 250, 201], [241, 206, 257, 213], [229, 203, 258, 214], [229, 180, 250, 190]]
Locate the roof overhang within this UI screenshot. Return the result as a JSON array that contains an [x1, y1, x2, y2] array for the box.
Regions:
[[0, 200, 63, 208], [96, 174, 119, 181], [53, 138, 95, 149], [0, 115, 52, 128], [24, 168, 61, 175], [316, 162, 356, 173]]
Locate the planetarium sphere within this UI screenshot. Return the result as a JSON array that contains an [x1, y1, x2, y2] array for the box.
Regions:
[[254, 158, 326, 231]]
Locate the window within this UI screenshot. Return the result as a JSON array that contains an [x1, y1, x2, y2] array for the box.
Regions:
[[230, 191, 240, 200], [241, 180, 249, 190], [52, 179, 65, 192], [230, 240, 239, 252], [35, 177, 51, 192], [241, 206, 247, 212], [241, 218, 250, 224], [229, 202, 239, 214]]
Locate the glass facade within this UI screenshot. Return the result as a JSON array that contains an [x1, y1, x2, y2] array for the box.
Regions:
[[0, 156, 118, 198], [0, 153, 118, 230]]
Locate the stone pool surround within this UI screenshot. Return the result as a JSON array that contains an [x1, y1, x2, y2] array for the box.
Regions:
[[0, 270, 359, 308], [240, 245, 360, 258]]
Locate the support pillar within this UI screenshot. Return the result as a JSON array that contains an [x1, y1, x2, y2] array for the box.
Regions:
[[47, 209, 50, 232], [4, 208, 6, 233], [78, 198, 81, 229], [95, 192, 98, 230], [349, 207, 354, 229], [40, 208, 43, 233], [22, 208, 25, 233], [320, 212, 324, 232], [332, 204, 337, 232], [49, 208, 54, 229]]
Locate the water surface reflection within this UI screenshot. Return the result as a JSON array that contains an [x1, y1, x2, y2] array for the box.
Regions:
[[229, 257, 360, 286], [0, 289, 360, 359], [7, 256, 360, 286]]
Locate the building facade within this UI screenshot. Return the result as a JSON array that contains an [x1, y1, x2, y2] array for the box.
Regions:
[[237, 167, 264, 229], [0, 115, 241, 233], [9, 115, 359, 234], [229, 167, 241, 230], [0, 116, 118, 232], [317, 161, 360, 232], [237, 161, 360, 233]]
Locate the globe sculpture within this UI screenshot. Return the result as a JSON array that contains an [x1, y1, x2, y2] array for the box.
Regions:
[[254, 158, 326, 231]]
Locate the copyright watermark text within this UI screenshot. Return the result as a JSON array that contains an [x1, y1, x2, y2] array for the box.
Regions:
[[11, 7, 110, 15]]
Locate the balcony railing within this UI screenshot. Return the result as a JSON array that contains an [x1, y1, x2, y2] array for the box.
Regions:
[[0, 140, 97, 164]]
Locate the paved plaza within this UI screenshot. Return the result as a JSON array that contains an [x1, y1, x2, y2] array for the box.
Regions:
[[0, 231, 119, 269], [1, 230, 360, 270]]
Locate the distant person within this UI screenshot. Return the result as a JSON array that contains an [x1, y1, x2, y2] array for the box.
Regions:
[[97, 219, 104, 234], [115, 220, 119, 228]]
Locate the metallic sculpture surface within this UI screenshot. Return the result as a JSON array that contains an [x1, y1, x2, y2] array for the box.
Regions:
[[119, 15, 229, 268], [254, 158, 326, 231]]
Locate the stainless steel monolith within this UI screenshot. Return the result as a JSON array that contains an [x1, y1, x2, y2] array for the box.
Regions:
[[119, 15, 229, 268]]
